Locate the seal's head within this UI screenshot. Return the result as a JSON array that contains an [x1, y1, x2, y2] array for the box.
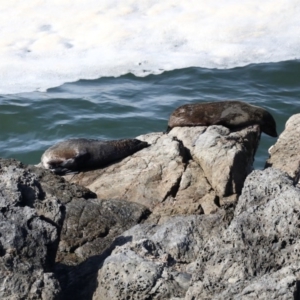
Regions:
[[261, 111, 278, 137], [39, 138, 149, 175]]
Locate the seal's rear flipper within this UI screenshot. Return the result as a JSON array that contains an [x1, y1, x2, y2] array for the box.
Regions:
[[52, 168, 79, 175]]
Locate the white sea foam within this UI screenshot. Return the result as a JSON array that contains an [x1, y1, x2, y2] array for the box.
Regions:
[[1, 0, 299, 94]]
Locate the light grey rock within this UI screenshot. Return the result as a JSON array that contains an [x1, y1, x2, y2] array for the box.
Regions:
[[186, 167, 300, 299], [266, 113, 300, 183], [94, 167, 300, 300], [192, 125, 260, 197], [64, 125, 260, 222], [186, 263, 300, 300], [232, 263, 300, 300], [93, 213, 227, 300], [167, 127, 206, 151], [64, 133, 187, 210], [234, 167, 294, 215]]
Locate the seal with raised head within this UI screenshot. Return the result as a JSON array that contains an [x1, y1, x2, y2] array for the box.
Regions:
[[167, 100, 278, 137], [40, 138, 149, 175]]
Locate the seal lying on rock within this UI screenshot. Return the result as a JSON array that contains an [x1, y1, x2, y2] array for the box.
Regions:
[[167, 100, 278, 137], [40, 138, 149, 175]]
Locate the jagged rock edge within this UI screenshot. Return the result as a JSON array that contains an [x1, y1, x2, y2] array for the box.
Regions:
[[162, 137, 190, 201]]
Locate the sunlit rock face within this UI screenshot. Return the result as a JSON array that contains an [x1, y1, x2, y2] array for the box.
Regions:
[[64, 125, 260, 223]]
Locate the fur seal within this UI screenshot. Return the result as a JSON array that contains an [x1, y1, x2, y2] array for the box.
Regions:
[[167, 100, 278, 137], [40, 138, 149, 175]]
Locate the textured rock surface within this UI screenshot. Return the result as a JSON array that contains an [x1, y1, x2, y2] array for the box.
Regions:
[[266, 113, 300, 183], [1, 115, 299, 300], [57, 198, 150, 265], [65, 125, 260, 222], [0, 158, 152, 299], [93, 213, 227, 300], [93, 167, 300, 300], [64, 133, 187, 210], [185, 167, 300, 299], [192, 125, 259, 197], [55, 199, 150, 300], [26, 164, 97, 205], [0, 158, 63, 299], [26, 162, 152, 297]]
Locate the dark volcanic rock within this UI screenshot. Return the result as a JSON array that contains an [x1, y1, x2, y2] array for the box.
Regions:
[[0, 158, 151, 299], [0, 159, 63, 299], [55, 199, 150, 300], [26, 164, 97, 204], [57, 198, 150, 265]]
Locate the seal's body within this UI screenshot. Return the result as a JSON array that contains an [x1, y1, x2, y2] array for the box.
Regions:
[[167, 100, 278, 137], [40, 138, 149, 174]]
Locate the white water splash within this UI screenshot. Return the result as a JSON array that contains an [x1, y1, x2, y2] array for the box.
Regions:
[[0, 0, 299, 94]]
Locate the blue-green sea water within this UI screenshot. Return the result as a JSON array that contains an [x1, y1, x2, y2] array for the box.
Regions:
[[1, 59, 299, 169]]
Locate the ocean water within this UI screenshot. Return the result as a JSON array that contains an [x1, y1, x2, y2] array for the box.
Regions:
[[0, 1, 300, 169]]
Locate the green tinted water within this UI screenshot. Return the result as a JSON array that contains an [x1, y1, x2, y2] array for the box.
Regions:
[[0, 60, 299, 168]]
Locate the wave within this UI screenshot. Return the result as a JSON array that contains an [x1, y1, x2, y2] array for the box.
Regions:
[[1, 0, 299, 94]]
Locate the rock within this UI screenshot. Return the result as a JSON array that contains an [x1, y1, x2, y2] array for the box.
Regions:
[[63, 133, 186, 209], [266, 113, 300, 183], [0, 159, 63, 299], [0, 158, 152, 299], [187, 167, 300, 299], [1, 116, 298, 300], [168, 126, 207, 151], [57, 198, 150, 265], [1, 121, 284, 300], [93, 167, 300, 299], [198, 193, 219, 214], [64, 125, 260, 222], [26, 163, 151, 297], [192, 125, 260, 197], [234, 167, 294, 215], [26, 164, 97, 204], [93, 213, 227, 300], [54, 199, 150, 300]]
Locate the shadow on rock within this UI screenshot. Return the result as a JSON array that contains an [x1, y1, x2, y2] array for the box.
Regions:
[[55, 235, 133, 300]]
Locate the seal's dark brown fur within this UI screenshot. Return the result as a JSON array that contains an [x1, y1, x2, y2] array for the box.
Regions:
[[41, 138, 149, 174], [167, 100, 277, 137]]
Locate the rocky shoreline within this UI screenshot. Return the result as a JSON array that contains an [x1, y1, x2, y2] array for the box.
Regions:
[[1, 114, 300, 299]]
